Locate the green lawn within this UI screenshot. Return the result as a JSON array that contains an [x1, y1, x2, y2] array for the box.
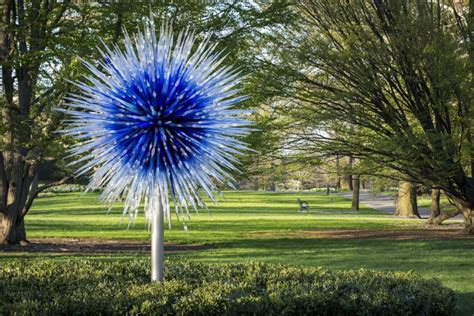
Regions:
[[24, 191, 419, 242], [2, 191, 473, 315]]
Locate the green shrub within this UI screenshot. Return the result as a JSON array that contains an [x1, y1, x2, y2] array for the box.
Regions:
[[0, 259, 455, 315]]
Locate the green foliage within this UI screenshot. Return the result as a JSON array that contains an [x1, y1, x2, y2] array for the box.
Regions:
[[0, 259, 455, 315], [1, 1, 296, 180], [260, 1, 473, 194]]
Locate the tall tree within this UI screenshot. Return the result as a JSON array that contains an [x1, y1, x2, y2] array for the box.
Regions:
[[0, 0, 77, 244], [0, 1, 295, 244], [264, 0, 473, 232]]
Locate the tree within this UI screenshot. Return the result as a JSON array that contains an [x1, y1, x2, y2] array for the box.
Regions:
[[264, 0, 473, 232], [428, 188, 442, 223], [341, 155, 354, 191], [394, 181, 420, 218], [0, 1, 80, 244], [352, 173, 360, 211], [0, 1, 295, 244]]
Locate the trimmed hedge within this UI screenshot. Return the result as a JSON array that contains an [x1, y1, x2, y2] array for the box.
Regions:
[[0, 259, 455, 315]]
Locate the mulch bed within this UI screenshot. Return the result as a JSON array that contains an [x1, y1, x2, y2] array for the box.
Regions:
[[2, 226, 472, 254], [296, 228, 474, 240], [254, 225, 474, 240], [0, 238, 210, 253]]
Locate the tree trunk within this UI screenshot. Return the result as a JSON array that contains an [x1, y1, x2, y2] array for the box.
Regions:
[[426, 189, 441, 224], [348, 155, 354, 191], [448, 195, 474, 235], [268, 162, 276, 191], [457, 205, 474, 235], [0, 212, 27, 245], [352, 173, 360, 211], [427, 210, 460, 225], [394, 181, 420, 218], [427, 185, 474, 234], [336, 155, 341, 190], [0, 172, 69, 244], [340, 178, 351, 190], [342, 155, 354, 191], [340, 155, 353, 190], [430, 205, 472, 234], [0, 161, 34, 244]]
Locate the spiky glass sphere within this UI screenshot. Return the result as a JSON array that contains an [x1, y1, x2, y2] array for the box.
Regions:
[[62, 21, 250, 225]]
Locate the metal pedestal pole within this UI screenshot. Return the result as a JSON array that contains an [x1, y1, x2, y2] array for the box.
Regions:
[[151, 202, 164, 282]]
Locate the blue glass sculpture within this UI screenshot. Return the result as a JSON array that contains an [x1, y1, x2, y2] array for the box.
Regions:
[[62, 20, 251, 281]]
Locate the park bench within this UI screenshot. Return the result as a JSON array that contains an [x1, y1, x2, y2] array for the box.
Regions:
[[297, 198, 309, 212]]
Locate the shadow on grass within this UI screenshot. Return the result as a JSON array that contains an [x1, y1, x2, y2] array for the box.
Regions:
[[30, 203, 386, 217], [25, 218, 408, 236], [455, 292, 474, 315]]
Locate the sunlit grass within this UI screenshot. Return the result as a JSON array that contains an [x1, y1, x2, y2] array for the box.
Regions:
[[25, 191, 428, 242]]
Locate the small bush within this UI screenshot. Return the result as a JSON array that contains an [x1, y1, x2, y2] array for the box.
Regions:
[[0, 259, 455, 315]]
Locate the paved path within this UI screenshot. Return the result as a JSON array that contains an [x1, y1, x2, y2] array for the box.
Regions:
[[338, 191, 433, 218]]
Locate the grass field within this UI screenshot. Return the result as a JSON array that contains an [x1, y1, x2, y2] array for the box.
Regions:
[[2, 191, 473, 315]]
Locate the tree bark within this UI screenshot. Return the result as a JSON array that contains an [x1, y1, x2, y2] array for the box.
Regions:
[[340, 155, 353, 190], [268, 162, 276, 191], [0, 157, 36, 244], [426, 188, 441, 224], [426, 177, 474, 233], [445, 194, 474, 234], [342, 155, 354, 191], [352, 173, 360, 211], [394, 181, 420, 218], [427, 210, 460, 225], [340, 178, 351, 190], [0, 212, 27, 245]]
